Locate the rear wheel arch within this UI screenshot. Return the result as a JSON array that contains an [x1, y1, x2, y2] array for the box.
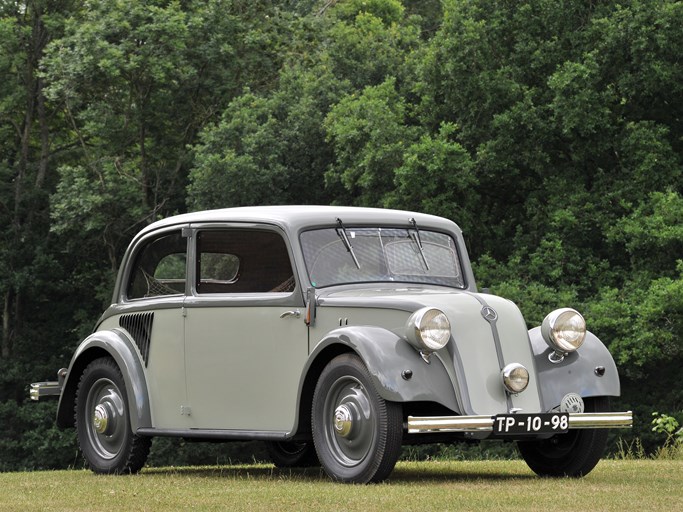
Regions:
[[57, 330, 152, 432], [57, 346, 110, 428]]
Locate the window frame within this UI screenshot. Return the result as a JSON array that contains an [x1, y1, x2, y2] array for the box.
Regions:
[[299, 225, 467, 290], [121, 226, 190, 303], [185, 223, 304, 307]]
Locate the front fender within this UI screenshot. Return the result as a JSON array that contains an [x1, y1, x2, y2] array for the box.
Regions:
[[56, 329, 151, 431], [307, 326, 460, 412], [529, 326, 621, 410]]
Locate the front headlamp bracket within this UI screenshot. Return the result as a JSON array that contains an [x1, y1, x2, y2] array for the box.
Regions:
[[548, 350, 566, 364]]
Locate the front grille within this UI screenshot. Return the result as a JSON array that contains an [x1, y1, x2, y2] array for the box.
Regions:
[[119, 312, 154, 366]]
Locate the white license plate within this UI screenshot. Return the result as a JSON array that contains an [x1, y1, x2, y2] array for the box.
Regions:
[[493, 413, 569, 435]]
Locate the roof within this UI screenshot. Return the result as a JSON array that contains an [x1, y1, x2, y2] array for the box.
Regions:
[[136, 205, 461, 239]]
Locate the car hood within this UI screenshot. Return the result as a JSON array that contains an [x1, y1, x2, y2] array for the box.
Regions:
[[316, 285, 489, 313], [315, 285, 542, 416]]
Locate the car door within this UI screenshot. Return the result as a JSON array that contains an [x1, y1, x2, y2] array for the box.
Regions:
[[183, 225, 308, 432]]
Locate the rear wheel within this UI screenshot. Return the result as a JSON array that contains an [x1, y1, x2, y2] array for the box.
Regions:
[[75, 357, 151, 474], [517, 396, 610, 477], [312, 353, 402, 484]]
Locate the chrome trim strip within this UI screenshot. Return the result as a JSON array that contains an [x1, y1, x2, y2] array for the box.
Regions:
[[407, 411, 633, 434], [136, 428, 292, 441], [469, 294, 513, 412]]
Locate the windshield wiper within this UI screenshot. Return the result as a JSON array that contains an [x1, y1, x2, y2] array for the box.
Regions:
[[336, 218, 361, 269], [409, 218, 430, 271]]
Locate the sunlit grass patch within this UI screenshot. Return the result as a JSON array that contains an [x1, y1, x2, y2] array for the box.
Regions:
[[2, 460, 682, 512]]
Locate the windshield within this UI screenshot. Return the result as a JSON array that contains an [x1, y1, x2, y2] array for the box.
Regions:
[[300, 227, 465, 288]]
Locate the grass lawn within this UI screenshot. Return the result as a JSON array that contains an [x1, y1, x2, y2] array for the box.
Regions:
[[2, 459, 681, 511]]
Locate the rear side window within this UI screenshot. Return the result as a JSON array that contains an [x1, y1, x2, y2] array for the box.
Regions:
[[127, 231, 187, 299], [196, 230, 295, 294]]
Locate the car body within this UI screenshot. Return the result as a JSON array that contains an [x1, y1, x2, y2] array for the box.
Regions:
[[31, 205, 632, 482]]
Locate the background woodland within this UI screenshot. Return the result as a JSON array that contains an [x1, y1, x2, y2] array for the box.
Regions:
[[1, 0, 681, 470]]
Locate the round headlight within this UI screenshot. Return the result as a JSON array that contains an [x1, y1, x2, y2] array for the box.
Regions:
[[406, 307, 451, 351], [541, 308, 586, 353], [501, 363, 529, 394]]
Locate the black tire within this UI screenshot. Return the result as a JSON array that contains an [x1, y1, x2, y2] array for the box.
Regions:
[[264, 441, 319, 468], [312, 353, 403, 484], [75, 357, 151, 474], [517, 396, 610, 477]]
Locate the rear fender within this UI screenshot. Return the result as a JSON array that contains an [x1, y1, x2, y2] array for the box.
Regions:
[[56, 329, 151, 431]]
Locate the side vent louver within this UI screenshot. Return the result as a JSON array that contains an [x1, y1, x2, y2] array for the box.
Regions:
[[119, 312, 154, 366]]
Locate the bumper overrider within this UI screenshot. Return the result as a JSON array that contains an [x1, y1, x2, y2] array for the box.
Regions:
[[29, 368, 67, 401], [407, 410, 633, 434]]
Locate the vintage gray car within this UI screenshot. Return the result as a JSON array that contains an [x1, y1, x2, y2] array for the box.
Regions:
[[31, 206, 632, 483]]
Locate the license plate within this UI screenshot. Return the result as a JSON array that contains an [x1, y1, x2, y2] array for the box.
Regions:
[[493, 413, 569, 436]]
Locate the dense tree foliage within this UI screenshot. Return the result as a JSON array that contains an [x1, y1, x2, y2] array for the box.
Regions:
[[0, 0, 681, 470]]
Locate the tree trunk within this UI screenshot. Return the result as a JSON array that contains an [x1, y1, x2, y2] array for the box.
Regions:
[[2, 290, 11, 359]]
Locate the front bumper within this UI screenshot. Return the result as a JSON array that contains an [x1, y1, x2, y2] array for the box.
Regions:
[[29, 368, 67, 401], [407, 411, 633, 434]]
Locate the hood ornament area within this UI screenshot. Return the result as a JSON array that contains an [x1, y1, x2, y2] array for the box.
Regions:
[[481, 305, 498, 322]]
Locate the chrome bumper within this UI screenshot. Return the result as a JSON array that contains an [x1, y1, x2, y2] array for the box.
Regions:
[[407, 411, 633, 434], [29, 368, 67, 401]]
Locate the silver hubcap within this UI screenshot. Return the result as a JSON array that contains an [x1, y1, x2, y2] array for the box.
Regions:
[[85, 378, 127, 460], [93, 404, 110, 434], [334, 404, 354, 438], [323, 376, 376, 467]]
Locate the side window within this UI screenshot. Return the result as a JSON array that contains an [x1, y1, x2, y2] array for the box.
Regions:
[[127, 231, 187, 299], [196, 229, 295, 294]]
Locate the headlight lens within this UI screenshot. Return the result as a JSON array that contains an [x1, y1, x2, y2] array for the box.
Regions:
[[541, 308, 586, 353], [406, 307, 451, 351], [501, 363, 529, 394]]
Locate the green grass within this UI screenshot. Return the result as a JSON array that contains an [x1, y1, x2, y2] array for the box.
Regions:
[[3, 460, 682, 512]]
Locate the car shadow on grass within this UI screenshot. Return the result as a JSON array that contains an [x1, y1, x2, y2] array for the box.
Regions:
[[143, 464, 327, 481], [141, 463, 536, 483], [389, 465, 537, 483]]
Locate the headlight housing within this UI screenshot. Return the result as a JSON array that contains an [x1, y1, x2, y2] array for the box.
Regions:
[[501, 363, 529, 394], [541, 308, 586, 353], [405, 307, 451, 352]]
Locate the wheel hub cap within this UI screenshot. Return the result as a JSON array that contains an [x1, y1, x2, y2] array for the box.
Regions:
[[93, 404, 110, 434], [334, 404, 354, 438]]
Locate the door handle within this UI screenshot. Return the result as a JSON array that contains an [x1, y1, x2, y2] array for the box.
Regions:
[[279, 310, 301, 319]]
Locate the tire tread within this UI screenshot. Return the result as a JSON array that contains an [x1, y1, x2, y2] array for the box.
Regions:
[[518, 396, 610, 477], [75, 357, 151, 474], [312, 353, 402, 483]]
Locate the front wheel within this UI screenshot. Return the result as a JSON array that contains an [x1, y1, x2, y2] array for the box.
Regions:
[[312, 353, 403, 484], [517, 396, 610, 477], [75, 357, 151, 474]]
